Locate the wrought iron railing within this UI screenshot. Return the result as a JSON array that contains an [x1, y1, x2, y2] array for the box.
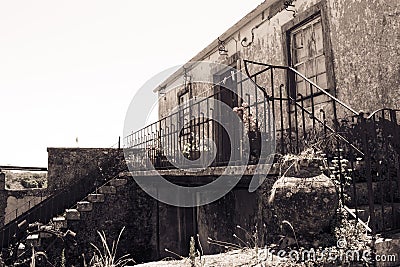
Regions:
[[124, 70, 275, 170], [124, 59, 400, 236], [243, 60, 400, 235]]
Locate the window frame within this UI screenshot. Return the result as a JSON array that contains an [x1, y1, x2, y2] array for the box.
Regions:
[[281, 1, 336, 100]]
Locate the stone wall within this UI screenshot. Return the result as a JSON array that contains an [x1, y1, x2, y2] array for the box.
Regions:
[[66, 178, 159, 265], [47, 147, 126, 192], [1, 148, 316, 264], [0, 148, 126, 227]]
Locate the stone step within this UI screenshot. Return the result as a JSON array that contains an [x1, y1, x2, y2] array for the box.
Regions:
[[39, 226, 53, 239], [77, 201, 93, 212], [109, 178, 127, 187], [26, 234, 40, 247], [98, 185, 116, 194], [88, 193, 105, 203], [65, 209, 80, 221], [39, 231, 53, 239], [349, 204, 400, 232], [53, 216, 67, 229]]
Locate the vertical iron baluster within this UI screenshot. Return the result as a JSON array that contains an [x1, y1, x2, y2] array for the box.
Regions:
[[361, 114, 376, 234], [350, 159, 359, 221], [310, 83, 315, 129], [279, 84, 284, 155], [378, 158, 385, 231], [172, 123, 176, 166], [321, 109, 327, 138], [299, 94, 306, 139], [286, 83, 293, 154], [270, 68, 275, 142], [294, 94, 299, 154]]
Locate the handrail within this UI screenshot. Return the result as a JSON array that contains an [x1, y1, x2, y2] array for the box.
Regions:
[[288, 66, 359, 116], [4, 193, 47, 224], [367, 108, 400, 120], [343, 205, 372, 233], [243, 60, 360, 116], [124, 64, 274, 169], [288, 95, 364, 156]]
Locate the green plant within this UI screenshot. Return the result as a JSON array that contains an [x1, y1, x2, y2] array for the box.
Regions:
[[88, 227, 135, 267]]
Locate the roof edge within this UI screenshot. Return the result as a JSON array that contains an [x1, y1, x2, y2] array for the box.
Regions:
[[154, 0, 281, 92]]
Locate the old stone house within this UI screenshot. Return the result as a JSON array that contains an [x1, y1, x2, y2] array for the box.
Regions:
[[0, 0, 399, 265]]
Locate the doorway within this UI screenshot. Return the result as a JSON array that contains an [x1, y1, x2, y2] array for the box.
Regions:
[[213, 68, 238, 165]]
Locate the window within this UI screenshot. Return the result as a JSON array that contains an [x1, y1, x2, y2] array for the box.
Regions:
[[290, 15, 327, 96]]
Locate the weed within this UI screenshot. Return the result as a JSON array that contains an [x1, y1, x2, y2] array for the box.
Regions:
[[88, 227, 135, 267], [281, 220, 299, 249]]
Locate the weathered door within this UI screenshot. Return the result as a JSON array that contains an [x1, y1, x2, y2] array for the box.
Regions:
[[214, 69, 238, 165]]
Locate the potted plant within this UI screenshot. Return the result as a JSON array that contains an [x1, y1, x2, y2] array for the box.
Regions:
[[233, 102, 261, 162], [182, 140, 200, 160]]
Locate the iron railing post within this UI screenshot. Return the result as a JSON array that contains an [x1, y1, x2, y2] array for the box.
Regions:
[[360, 113, 376, 234]]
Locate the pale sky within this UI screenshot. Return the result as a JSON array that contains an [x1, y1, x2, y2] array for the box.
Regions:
[[0, 0, 263, 167]]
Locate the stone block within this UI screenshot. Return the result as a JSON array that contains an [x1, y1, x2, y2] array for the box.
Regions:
[[99, 186, 116, 194], [26, 234, 40, 247], [65, 209, 80, 220], [109, 178, 127, 187], [53, 216, 67, 229], [77, 201, 93, 212], [39, 231, 53, 239], [88, 193, 105, 203]]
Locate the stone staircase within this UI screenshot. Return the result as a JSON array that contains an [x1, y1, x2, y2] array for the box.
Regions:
[[20, 177, 130, 264]]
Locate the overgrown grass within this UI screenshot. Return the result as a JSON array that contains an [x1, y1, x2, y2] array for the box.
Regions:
[[86, 227, 135, 267]]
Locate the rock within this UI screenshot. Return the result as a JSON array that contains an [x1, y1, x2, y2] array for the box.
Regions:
[[269, 173, 339, 241]]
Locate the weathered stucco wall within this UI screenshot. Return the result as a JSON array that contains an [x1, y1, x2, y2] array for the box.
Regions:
[[159, 0, 310, 118], [197, 178, 279, 255], [159, 0, 399, 122], [328, 0, 400, 113], [158, 0, 332, 137]]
